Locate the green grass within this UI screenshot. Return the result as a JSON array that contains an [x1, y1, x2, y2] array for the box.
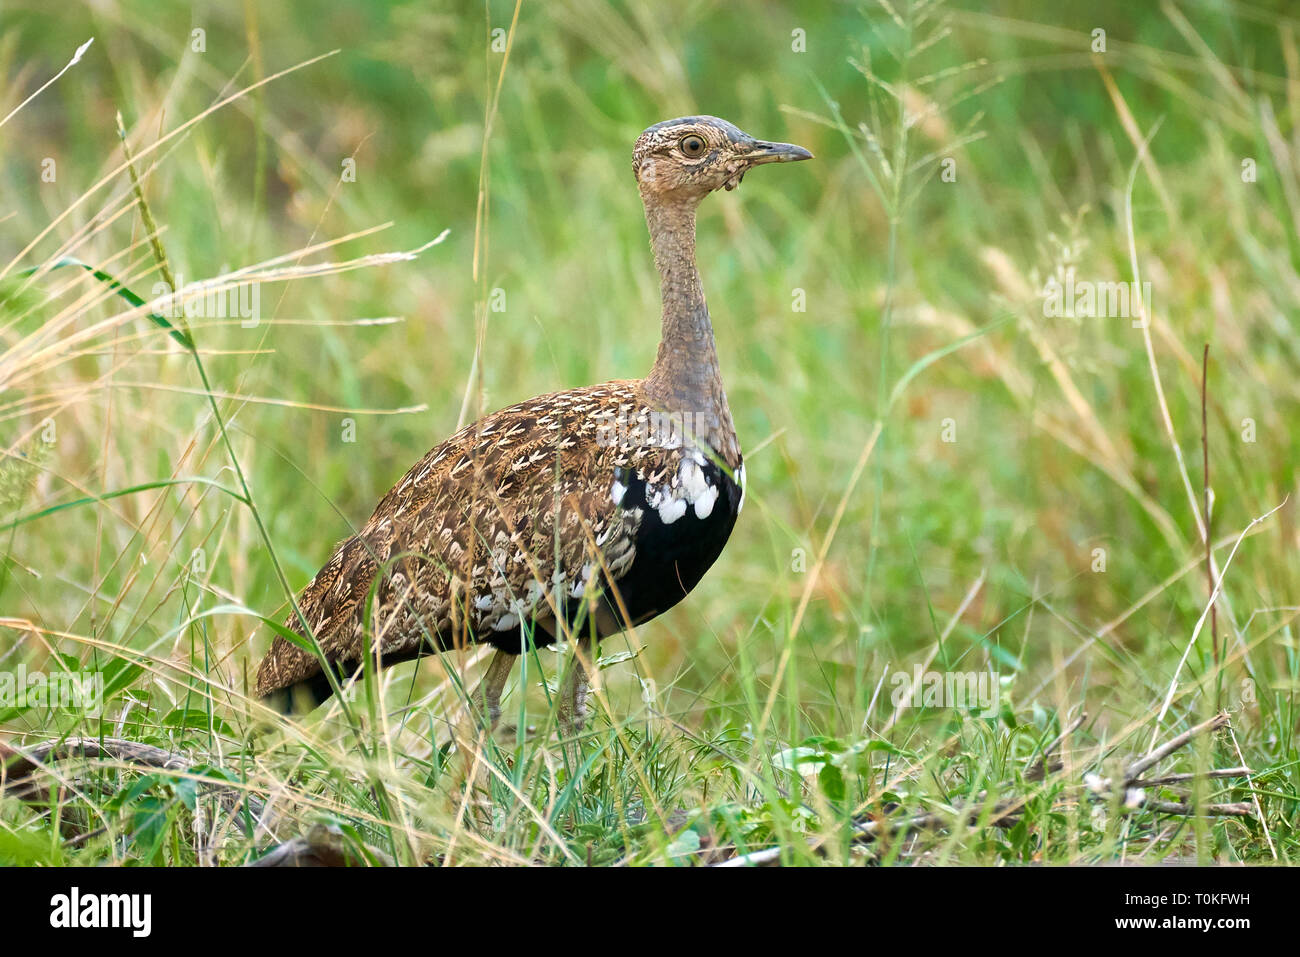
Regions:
[[0, 0, 1297, 865]]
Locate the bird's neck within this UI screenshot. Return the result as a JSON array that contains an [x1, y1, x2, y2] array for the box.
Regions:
[[641, 193, 737, 461]]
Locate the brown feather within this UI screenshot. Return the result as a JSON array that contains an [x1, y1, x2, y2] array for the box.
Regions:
[[254, 379, 739, 697]]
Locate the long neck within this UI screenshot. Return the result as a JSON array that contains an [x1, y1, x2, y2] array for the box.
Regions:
[[641, 193, 737, 459]]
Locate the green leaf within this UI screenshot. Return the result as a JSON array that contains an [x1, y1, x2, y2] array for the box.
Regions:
[[772, 746, 831, 774], [1, 476, 247, 533], [162, 707, 232, 736], [174, 776, 198, 812], [0, 825, 65, 865], [18, 257, 194, 350], [595, 648, 641, 670], [819, 763, 846, 802], [666, 828, 701, 859], [129, 795, 171, 861]]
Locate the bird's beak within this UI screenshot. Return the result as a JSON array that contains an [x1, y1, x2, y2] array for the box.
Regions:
[[745, 139, 815, 165]]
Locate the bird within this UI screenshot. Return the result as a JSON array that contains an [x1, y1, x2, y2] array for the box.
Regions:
[[254, 115, 812, 746]]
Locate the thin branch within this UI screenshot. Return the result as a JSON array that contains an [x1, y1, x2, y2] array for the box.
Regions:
[[1128, 712, 1227, 781], [1132, 766, 1251, 787]]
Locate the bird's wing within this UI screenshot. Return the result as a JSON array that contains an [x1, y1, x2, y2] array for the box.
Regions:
[[254, 380, 705, 698]]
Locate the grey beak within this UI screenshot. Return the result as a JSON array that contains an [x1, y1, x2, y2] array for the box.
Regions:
[[746, 140, 815, 165]]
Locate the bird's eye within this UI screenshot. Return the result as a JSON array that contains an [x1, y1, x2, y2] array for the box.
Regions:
[[679, 134, 706, 158]]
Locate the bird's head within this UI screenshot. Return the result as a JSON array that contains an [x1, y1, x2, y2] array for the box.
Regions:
[[632, 115, 812, 200]]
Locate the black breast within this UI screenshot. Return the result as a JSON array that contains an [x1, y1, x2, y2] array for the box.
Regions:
[[590, 457, 743, 635], [483, 455, 744, 654]]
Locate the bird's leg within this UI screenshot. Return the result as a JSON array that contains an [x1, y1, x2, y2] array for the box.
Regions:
[[556, 634, 593, 766], [467, 649, 515, 731], [452, 650, 514, 814]]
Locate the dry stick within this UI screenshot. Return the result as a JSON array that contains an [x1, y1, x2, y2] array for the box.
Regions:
[[719, 797, 1031, 868], [1143, 800, 1252, 816], [720, 794, 1032, 868], [1127, 712, 1227, 781], [5, 691, 452, 858], [0, 633, 409, 853], [1, 736, 187, 779], [1116, 119, 1255, 686], [1133, 767, 1251, 787], [0, 737, 263, 826]]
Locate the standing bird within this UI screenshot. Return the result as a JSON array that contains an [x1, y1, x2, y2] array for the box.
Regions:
[[255, 116, 812, 744]]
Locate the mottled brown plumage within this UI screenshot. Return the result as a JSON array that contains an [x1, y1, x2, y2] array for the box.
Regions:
[[255, 116, 811, 732], [255, 382, 733, 694]]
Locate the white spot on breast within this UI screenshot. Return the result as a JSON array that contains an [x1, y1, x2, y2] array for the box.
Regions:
[[694, 483, 719, 519], [611, 480, 627, 505], [737, 464, 746, 514], [658, 497, 688, 524], [570, 562, 594, 597], [492, 612, 520, 631], [678, 459, 710, 502]]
